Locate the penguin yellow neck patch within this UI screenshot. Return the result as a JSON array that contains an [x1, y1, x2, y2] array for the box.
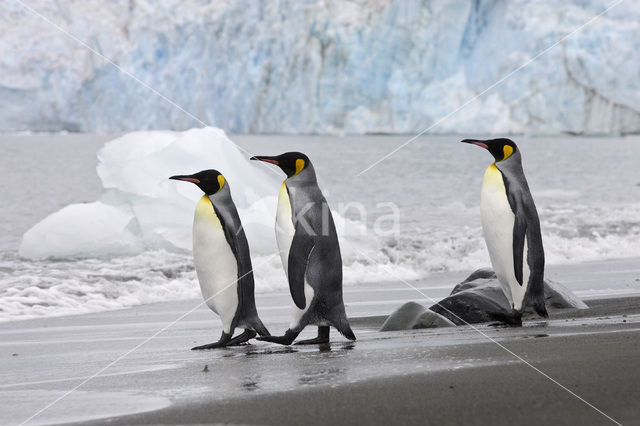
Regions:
[[217, 175, 225, 190], [294, 159, 305, 175], [502, 145, 514, 161], [483, 164, 506, 194], [195, 195, 222, 227]]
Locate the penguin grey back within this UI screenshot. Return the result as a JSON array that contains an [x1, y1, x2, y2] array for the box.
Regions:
[[494, 149, 546, 315], [285, 161, 343, 299]]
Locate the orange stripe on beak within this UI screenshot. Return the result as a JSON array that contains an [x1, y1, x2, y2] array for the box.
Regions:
[[170, 177, 200, 183]]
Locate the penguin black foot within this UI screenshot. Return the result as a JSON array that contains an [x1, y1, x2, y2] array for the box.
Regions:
[[510, 310, 523, 327], [192, 331, 232, 350], [227, 329, 257, 346], [256, 329, 299, 346], [295, 326, 330, 345], [488, 310, 522, 327]]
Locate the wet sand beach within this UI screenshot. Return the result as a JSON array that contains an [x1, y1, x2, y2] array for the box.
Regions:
[[1, 260, 639, 426]]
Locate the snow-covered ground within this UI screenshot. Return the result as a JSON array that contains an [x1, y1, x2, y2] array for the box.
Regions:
[[0, 131, 639, 321], [2, 0, 640, 134]]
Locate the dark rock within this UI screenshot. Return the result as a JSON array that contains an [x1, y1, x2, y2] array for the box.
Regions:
[[381, 268, 588, 330], [431, 268, 587, 325], [543, 278, 588, 309], [459, 268, 497, 284], [430, 290, 512, 326]]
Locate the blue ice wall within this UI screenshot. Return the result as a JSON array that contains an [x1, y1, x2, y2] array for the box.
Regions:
[[1, 0, 639, 134]]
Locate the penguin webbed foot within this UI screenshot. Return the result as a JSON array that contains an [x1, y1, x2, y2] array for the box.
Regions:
[[488, 310, 522, 327], [192, 342, 226, 350], [510, 310, 523, 327], [226, 329, 257, 346], [504, 310, 523, 327], [256, 329, 299, 346], [294, 326, 330, 345], [191, 331, 232, 350]]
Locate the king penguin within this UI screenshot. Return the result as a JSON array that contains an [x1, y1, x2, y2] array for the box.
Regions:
[[462, 138, 548, 324], [250, 152, 356, 345], [170, 170, 270, 349]]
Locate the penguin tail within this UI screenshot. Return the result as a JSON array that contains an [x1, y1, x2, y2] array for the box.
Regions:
[[334, 318, 356, 341], [249, 316, 270, 337], [328, 305, 356, 341], [341, 326, 356, 341], [533, 302, 549, 319], [525, 288, 549, 319]]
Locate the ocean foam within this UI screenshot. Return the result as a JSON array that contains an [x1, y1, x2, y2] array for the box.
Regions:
[[8, 133, 640, 322]]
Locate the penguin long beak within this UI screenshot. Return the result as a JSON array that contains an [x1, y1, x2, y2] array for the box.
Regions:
[[169, 174, 200, 184], [461, 139, 489, 149], [250, 155, 279, 165]]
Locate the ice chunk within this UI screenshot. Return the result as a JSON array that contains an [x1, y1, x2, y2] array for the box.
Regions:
[[19, 128, 280, 259], [20, 201, 143, 259]]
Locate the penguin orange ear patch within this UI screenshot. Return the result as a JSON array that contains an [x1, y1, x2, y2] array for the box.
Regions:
[[503, 145, 514, 160], [217, 175, 225, 189], [295, 159, 305, 175]]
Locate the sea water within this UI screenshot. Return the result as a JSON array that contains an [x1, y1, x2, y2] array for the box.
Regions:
[[1, 133, 639, 321]]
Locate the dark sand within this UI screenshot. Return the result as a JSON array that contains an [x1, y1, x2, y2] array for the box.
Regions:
[[105, 324, 639, 426], [89, 298, 639, 425]]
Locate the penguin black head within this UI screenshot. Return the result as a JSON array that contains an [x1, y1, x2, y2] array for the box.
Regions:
[[461, 138, 518, 162], [169, 169, 226, 195], [250, 152, 310, 177]]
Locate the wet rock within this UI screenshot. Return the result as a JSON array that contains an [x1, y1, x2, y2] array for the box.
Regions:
[[432, 268, 587, 325], [543, 279, 588, 309], [382, 268, 588, 329], [430, 290, 511, 326], [380, 302, 455, 331]]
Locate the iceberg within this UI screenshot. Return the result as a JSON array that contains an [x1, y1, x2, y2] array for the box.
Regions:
[[2, 1, 640, 134], [19, 127, 282, 258]]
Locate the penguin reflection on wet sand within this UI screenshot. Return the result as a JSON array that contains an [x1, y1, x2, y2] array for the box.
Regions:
[[170, 170, 270, 349], [251, 152, 356, 345], [462, 138, 548, 325]]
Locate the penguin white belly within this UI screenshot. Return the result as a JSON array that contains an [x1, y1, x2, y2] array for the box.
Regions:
[[192, 196, 239, 333], [275, 181, 314, 328], [480, 165, 529, 311]]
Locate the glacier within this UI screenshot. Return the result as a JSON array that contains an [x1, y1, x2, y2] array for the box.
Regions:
[[2, 0, 640, 135]]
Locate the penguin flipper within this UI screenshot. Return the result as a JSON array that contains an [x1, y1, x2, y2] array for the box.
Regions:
[[287, 230, 315, 310], [512, 209, 527, 286]]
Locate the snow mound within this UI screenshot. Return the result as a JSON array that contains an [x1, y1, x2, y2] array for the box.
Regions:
[[19, 127, 282, 259]]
